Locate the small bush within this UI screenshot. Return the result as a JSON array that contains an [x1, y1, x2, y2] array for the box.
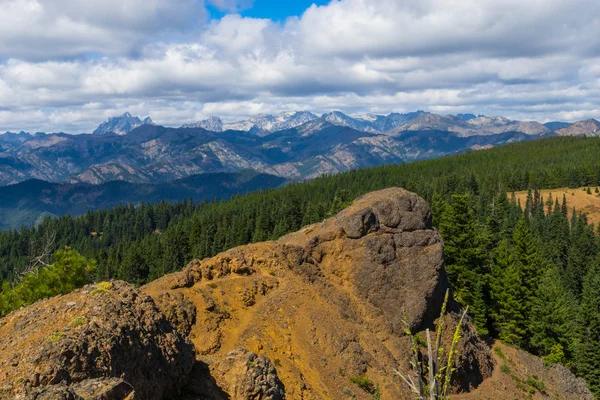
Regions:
[[500, 364, 511, 374], [526, 376, 546, 393], [69, 316, 88, 327], [47, 331, 65, 343], [373, 383, 381, 400], [494, 346, 507, 361], [343, 386, 356, 398], [542, 343, 566, 366], [413, 333, 427, 348], [90, 281, 112, 296], [349, 376, 376, 393]]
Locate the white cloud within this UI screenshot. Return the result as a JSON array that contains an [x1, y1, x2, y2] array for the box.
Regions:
[[0, 0, 600, 132]]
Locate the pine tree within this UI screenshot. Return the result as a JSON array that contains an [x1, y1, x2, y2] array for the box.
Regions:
[[574, 262, 600, 397], [529, 265, 573, 364], [491, 240, 527, 343], [492, 219, 543, 346], [437, 194, 486, 310]]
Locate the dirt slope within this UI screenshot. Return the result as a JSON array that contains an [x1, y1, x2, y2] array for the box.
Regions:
[[455, 342, 592, 400], [144, 188, 493, 399]]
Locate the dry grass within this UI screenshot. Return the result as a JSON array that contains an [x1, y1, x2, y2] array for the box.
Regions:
[[514, 187, 600, 227]]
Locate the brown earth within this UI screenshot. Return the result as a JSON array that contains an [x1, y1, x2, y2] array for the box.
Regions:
[[514, 187, 600, 226], [0, 188, 592, 399], [455, 342, 592, 400]]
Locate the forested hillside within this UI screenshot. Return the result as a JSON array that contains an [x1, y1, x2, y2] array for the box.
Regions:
[[2, 135, 600, 395]]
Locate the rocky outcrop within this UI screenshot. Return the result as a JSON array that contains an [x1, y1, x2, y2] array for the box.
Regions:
[[26, 378, 133, 400], [144, 187, 493, 399], [208, 349, 285, 399], [0, 281, 194, 400]]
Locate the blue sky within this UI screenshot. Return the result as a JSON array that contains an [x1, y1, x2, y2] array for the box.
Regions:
[[0, 0, 599, 132], [209, 0, 330, 20]]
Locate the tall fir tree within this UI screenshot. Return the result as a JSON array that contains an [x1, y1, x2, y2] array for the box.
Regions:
[[574, 262, 600, 397], [529, 265, 574, 364]]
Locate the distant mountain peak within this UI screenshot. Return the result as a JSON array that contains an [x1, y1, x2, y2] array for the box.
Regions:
[[182, 116, 224, 131], [455, 113, 485, 121], [93, 112, 154, 135], [181, 111, 318, 135], [555, 118, 600, 136]]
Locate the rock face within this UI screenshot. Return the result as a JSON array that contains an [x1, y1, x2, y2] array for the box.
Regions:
[[209, 349, 285, 399], [0, 281, 195, 400], [144, 187, 493, 399]]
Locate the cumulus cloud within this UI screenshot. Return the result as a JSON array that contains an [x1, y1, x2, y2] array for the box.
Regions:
[[0, 0, 600, 132]]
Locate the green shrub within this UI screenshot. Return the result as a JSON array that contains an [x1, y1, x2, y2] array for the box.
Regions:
[[47, 331, 65, 343], [69, 316, 88, 327], [349, 376, 376, 393], [526, 376, 546, 393], [90, 281, 112, 296], [494, 346, 507, 361], [0, 250, 96, 316]]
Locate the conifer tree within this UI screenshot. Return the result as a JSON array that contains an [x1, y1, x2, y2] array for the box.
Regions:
[[529, 265, 573, 364], [437, 194, 486, 310], [491, 240, 526, 343], [492, 219, 543, 346], [574, 262, 600, 397]]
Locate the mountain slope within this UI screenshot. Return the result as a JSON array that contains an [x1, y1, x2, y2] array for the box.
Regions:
[[388, 114, 549, 136], [0, 170, 287, 229], [554, 118, 600, 136], [543, 121, 570, 130]]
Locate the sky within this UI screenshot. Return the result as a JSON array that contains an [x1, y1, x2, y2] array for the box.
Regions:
[[1, 0, 600, 132]]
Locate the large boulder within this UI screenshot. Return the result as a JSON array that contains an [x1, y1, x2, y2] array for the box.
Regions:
[[144, 188, 493, 399], [0, 281, 195, 399]]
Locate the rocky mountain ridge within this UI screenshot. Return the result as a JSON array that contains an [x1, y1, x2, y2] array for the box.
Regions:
[[554, 118, 600, 136], [6, 111, 598, 138], [1, 112, 598, 191], [0, 122, 544, 187], [92, 112, 155, 135], [0, 188, 592, 399]]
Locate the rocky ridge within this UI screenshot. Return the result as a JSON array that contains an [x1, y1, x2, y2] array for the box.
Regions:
[[554, 118, 600, 136], [0, 189, 592, 399]]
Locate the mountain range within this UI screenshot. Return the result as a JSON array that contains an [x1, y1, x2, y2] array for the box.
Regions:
[[2, 111, 599, 186], [1, 110, 599, 228], [0, 120, 548, 187]]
